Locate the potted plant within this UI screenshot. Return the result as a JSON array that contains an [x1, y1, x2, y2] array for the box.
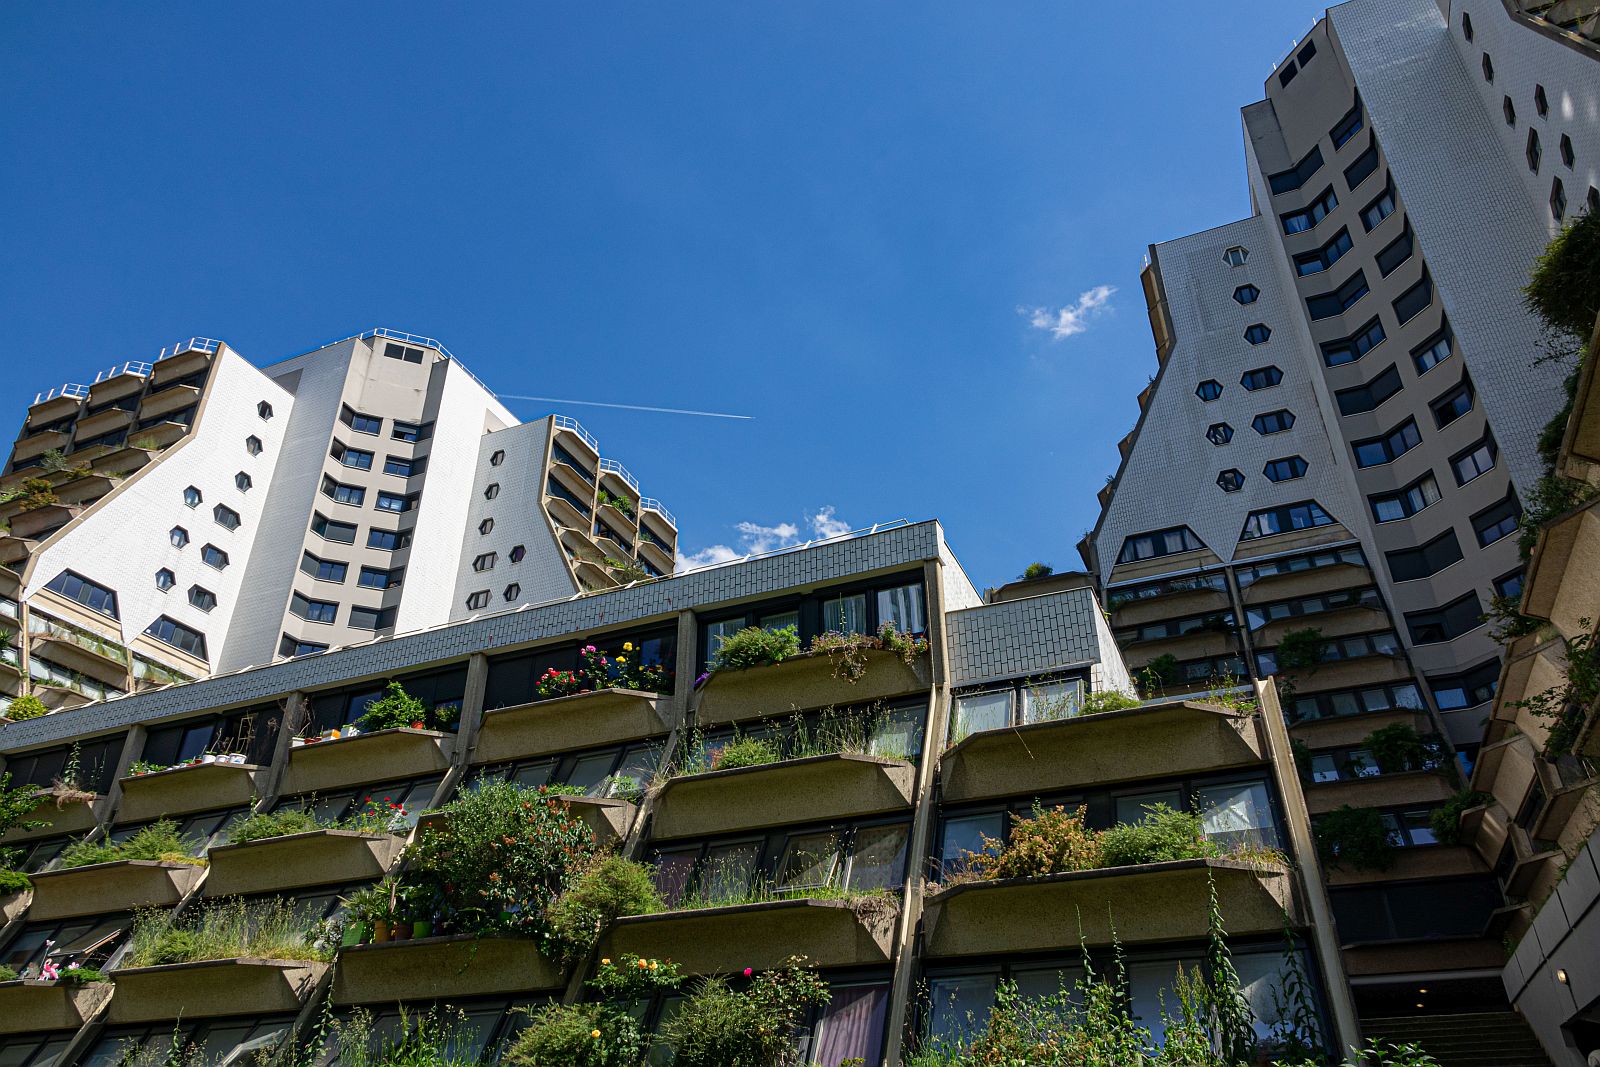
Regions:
[[340, 880, 399, 947]]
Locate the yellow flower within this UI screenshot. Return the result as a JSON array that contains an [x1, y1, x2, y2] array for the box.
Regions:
[[623, 642, 634, 652], [591, 1029, 601, 1039], [601, 958, 611, 965], [637, 958, 649, 969], [649, 961, 658, 971], [616, 656, 627, 665]]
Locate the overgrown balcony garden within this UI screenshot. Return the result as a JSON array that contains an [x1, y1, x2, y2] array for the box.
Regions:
[[283, 681, 459, 796], [1295, 722, 1458, 815], [205, 798, 413, 897], [31, 819, 207, 921]]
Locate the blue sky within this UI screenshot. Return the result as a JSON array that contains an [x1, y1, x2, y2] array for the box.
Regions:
[[0, 3, 1328, 591]]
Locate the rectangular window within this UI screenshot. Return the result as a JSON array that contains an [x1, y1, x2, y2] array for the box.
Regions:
[[1240, 500, 1335, 541], [1353, 419, 1421, 468], [1495, 569, 1525, 601], [392, 421, 422, 442], [1307, 271, 1370, 320], [321, 475, 365, 506], [348, 605, 396, 631], [358, 565, 403, 589], [43, 570, 119, 619], [823, 593, 868, 635], [1342, 139, 1380, 189], [144, 616, 207, 659], [1429, 660, 1500, 710], [1116, 525, 1204, 564], [1321, 317, 1386, 367], [1370, 474, 1441, 523], [1412, 326, 1453, 374], [367, 528, 412, 551], [331, 441, 374, 471], [1405, 592, 1483, 644], [1268, 146, 1325, 195], [1335, 364, 1403, 415], [383, 342, 424, 363], [311, 512, 357, 544], [1386, 529, 1464, 582], [877, 583, 927, 635], [1451, 435, 1498, 485], [1330, 102, 1364, 149], [1431, 378, 1475, 428], [1293, 227, 1352, 276], [375, 491, 412, 513], [1374, 224, 1415, 278], [289, 593, 339, 624], [1280, 186, 1337, 234], [383, 455, 421, 477], [1472, 493, 1522, 547], [299, 552, 348, 583], [1361, 183, 1396, 231], [1393, 272, 1434, 324], [341, 405, 382, 435], [279, 634, 329, 658]]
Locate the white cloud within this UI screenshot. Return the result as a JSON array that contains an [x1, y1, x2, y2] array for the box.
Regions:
[[1025, 284, 1117, 340], [676, 507, 852, 571]]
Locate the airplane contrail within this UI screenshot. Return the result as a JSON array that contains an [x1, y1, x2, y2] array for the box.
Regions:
[[499, 395, 753, 420]]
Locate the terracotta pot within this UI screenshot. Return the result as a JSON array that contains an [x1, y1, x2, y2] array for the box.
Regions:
[[371, 920, 392, 943], [393, 921, 412, 941]]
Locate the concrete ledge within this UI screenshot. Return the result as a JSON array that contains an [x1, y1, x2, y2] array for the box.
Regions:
[[652, 754, 915, 840], [29, 859, 204, 921], [332, 935, 565, 1004], [1, 889, 30, 923], [475, 689, 670, 764], [416, 793, 636, 848], [1303, 770, 1453, 815], [694, 650, 930, 727], [116, 761, 265, 824], [941, 699, 1265, 803], [922, 859, 1296, 957], [281, 728, 452, 797], [1340, 937, 1506, 977], [0, 980, 112, 1034], [603, 897, 898, 974], [1323, 845, 1489, 886], [204, 829, 406, 897], [1, 791, 105, 845], [108, 957, 328, 1022]]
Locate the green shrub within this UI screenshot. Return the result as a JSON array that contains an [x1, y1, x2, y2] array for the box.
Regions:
[[663, 955, 830, 1067], [506, 954, 682, 1067], [1525, 207, 1600, 342], [546, 856, 664, 961], [0, 869, 31, 894], [709, 625, 801, 672], [710, 736, 781, 771], [1314, 805, 1395, 871], [1135, 654, 1179, 698], [1363, 723, 1446, 774], [1020, 562, 1055, 580], [1079, 690, 1140, 714], [5, 695, 47, 721], [1431, 790, 1491, 846], [59, 820, 204, 869], [126, 897, 331, 966], [326, 1008, 483, 1067], [225, 807, 323, 845], [0, 964, 16, 981], [356, 681, 430, 731], [1099, 804, 1218, 867], [968, 805, 1101, 880]]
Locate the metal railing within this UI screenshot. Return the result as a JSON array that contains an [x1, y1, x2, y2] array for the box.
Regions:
[[32, 383, 89, 406], [92, 361, 153, 384], [639, 497, 677, 528], [597, 458, 640, 493], [552, 415, 600, 454], [286, 327, 499, 400], [29, 614, 131, 667], [155, 337, 221, 361]]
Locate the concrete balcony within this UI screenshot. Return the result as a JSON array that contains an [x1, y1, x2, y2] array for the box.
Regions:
[[593, 532, 634, 564], [116, 761, 266, 824], [640, 500, 677, 537], [10, 428, 69, 463], [29, 622, 131, 687], [9, 503, 83, 540], [694, 649, 931, 727], [1287, 708, 1432, 750], [546, 498, 592, 540], [1233, 523, 1355, 561], [86, 369, 147, 408], [108, 958, 328, 1023], [70, 405, 135, 442], [129, 420, 191, 451], [149, 346, 214, 385], [1323, 844, 1489, 886], [281, 728, 453, 796], [205, 829, 406, 897], [1109, 586, 1230, 629], [597, 500, 638, 536], [598, 464, 641, 508], [25, 392, 87, 429], [1340, 938, 1507, 979], [1255, 604, 1388, 646], [1121, 628, 1237, 664], [941, 698, 1266, 804], [0, 980, 112, 1035], [29, 859, 204, 921], [603, 897, 898, 974], [137, 383, 203, 422], [0, 889, 28, 924], [332, 935, 565, 1004], [1, 790, 105, 847], [547, 463, 597, 514], [552, 418, 601, 472], [0, 534, 35, 566], [1239, 561, 1374, 605], [1523, 497, 1600, 638], [1303, 769, 1454, 816], [474, 688, 670, 764], [1290, 653, 1414, 695], [922, 859, 1296, 958], [87, 444, 157, 478], [574, 557, 621, 592], [53, 473, 120, 507], [653, 754, 915, 841], [417, 793, 637, 850], [637, 536, 674, 573]]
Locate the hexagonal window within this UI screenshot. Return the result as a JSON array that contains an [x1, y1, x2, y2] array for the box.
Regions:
[[1196, 380, 1223, 402], [257, 401, 274, 421], [188, 585, 217, 612], [245, 435, 263, 456], [1206, 423, 1234, 446], [1552, 177, 1567, 221], [155, 568, 175, 591], [490, 450, 505, 467], [1528, 129, 1542, 173], [1241, 365, 1283, 390], [1223, 246, 1249, 267], [1462, 11, 1473, 39], [235, 471, 253, 492], [1561, 134, 1575, 168], [1482, 53, 1494, 84], [509, 545, 526, 563], [504, 583, 521, 602], [1252, 410, 1296, 435], [1534, 84, 1548, 117], [1244, 324, 1272, 345], [169, 526, 189, 549], [1233, 285, 1260, 305], [484, 483, 500, 501], [183, 485, 202, 508], [201, 544, 229, 570], [1590, 186, 1600, 215], [479, 518, 495, 536], [1264, 456, 1309, 482], [1503, 95, 1516, 126], [1217, 469, 1245, 493]]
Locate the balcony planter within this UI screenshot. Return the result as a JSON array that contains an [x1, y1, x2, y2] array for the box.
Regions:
[[1, 790, 104, 845], [116, 760, 265, 824], [29, 859, 204, 922], [1, 889, 29, 923], [922, 859, 1296, 958], [10, 503, 82, 539], [942, 700, 1265, 804], [415, 794, 635, 848], [0, 980, 113, 1035], [280, 728, 452, 797], [108, 957, 329, 1022], [694, 649, 930, 727], [474, 689, 670, 764], [653, 754, 915, 841], [205, 830, 407, 897], [603, 896, 898, 974], [1303, 769, 1453, 816], [332, 935, 564, 1005]]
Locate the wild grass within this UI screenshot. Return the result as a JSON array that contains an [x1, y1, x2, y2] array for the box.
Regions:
[[125, 897, 333, 966], [59, 820, 206, 869], [676, 705, 912, 777]]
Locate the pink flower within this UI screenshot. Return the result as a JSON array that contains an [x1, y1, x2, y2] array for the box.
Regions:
[[743, 967, 753, 977]]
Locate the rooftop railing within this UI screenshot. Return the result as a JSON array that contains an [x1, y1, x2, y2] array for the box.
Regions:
[[155, 338, 222, 361], [640, 498, 677, 528], [32, 383, 90, 406], [598, 458, 640, 493], [92, 361, 153, 384], [552, 414, 600, 454], [288, 327, 498, 399]]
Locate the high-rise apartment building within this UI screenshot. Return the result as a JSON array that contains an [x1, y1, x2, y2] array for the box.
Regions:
[[0, 329, 676, 715], [1080, 0, 1599, 1049]]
